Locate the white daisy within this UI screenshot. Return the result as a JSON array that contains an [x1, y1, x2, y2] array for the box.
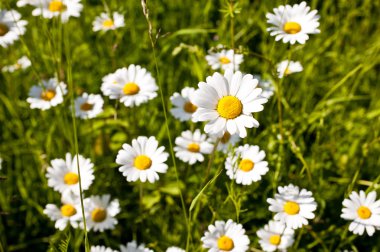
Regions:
[[253, 75, 274, 100], [225, 144, 269, 185], [166, 247, 185, 252], [0, 9, 28, 48], [266, 1, 320, 44], [341, 190, 380, 236], [174, 129, 213, 165], [46, 153, 95, 196], [116, 136, 169, 183], [201, 219, 250, 252], [267, 184, 317, 229], [17, 0, 40, 7], [257, 220, 295, 252], [43, 192, 82, 230], [170, 87, 198, 122], [27, 78, 67, 110], [2, 56, 31, 73], [192, 70, 267, 138], [205, 48, 243, 71], [84, 194, 120, 232], [74, 93, 104, 119], [120, 241, 153, 252], [90, 245, 118, 252], [32, 0, 83, 23], [210, 132, 240, 154], [93, 12, 124, 32], [101, 65, 158, 107], [277, 60, 303, 78]]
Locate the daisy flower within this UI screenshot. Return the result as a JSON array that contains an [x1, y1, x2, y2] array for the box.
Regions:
[[277, 60, 303, 78], [0, 9, 28, 48], [84, 194, 120, 232], [192, 70, 267, 138], [43, 193, 82, 230], [225, 144, 269, 185], [201, 219, 250, 252], [116, 136, 169, 183], [120, 241, 153, 252], [210, 132, 240, 153], [93, 12, 124, 32], [17, 0, 40, 7], [205, 48, 243, 71], [101, 65, 158, 107], [32, 0, 83, 23], [46, 153, 95, 196], [253, 75, 274, 100], [267, 184, 317, 229], [91, 246, 118, 252], [257, 220, 295, 252], [170, 87, 198, 122], [266, 1, 320, 44], [27, 78, 67, 110], [166, 247, 185, 252], [174, 129, 213, 165], [341, 190, 380, 236], [74, 93, 104, 119], [2, 56, 31, 73]]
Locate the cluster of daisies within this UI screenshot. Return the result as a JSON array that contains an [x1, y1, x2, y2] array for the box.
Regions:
[[90, 242, 184, 252]]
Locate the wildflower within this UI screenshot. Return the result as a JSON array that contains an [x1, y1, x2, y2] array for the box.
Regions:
[[166, 247, 185, 252], [257, 220, 295, 252], [267, 184, 317, 229], [93, 12, 124, 32], [266, 1, 320, 44], [116, 136, 169, 183], [17, 0, 40, 7], [253, 75, 274, 100], [32, 0, 83, 23], [27, 78, 67, 110], [0, 9, 28, 48], [74, 93, 104, 119], [225, 144, 269, 185], [170, 87, 198, 122], [205, 48, 243, 71], [192, 70, 267, 138], [2, 56, 31, 72], [210, 132, 240, 154], [120, 241, 153, 252], [90, 246, 118, 252], [277, 60, 303, 78]]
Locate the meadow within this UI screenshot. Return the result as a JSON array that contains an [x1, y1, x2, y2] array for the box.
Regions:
[[0, 0, 380, 251]]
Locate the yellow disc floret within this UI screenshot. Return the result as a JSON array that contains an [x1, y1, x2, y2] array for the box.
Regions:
[[102, 19, 114, 28], [183, 102, 197, 113], [187, 143, 200, 153], [61, 204, 76, 217], [63, 172, 79, 185], [283, 201, 300, 215], [91, 208, 107, 222], [40, 89, 56, 101], [283, 21, 302, 34], [219, 56, 231, 64], [217, 235, 234, 251], [80, 102, 94, 111], [357, 206, 372, 219], [134, 155, 152, 170], [239, 159, 254, 172], [49, 1, 66, 12], [217, 96, 243, 119], [269, 234, 281, 245], [123, 82, 140, 95], [0, 23, 9, 36]]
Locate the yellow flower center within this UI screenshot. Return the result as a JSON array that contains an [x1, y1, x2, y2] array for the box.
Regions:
[[61, 204, 76, 217], [269, 234, 281, 245], [283, 201, 300, 215], [48, 0, 66, 12], [219, 56, 231, 64], [102, 19, 114, 28], [63, 172, 79, 185], [40, 89, 56, 101], [217, 96, 243, 119], [283, 21, 302, 34], [217, 235, 234, 251], [134, 155, 152, 170], [183, 101, 197, 113], [284, 67, 291, 76], [239, 159, 254, 172], [123, 82, 140, 95], [91, 208, 107, 222], [187, 143, 200, 153], [0, 23, 9, 36], [220, 132, 231, 144], [80, 102, 93, 111], [357, 206, 372, 219]]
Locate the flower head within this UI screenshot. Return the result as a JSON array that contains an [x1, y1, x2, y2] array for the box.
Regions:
[[257, 220, 295, 252], [0, 9, 28, 48], [2, 56, 31, 72], [277, 60, 303, 78], [74, 93, 104, 119], [170, 87, 198, 122], [120, 241, 153, 252], [32, 0, 83, 23], [90, 246, 118, 252], [205, 48, 243, 71], [93, 12, 124, 32], [27, 78, 67, 110]]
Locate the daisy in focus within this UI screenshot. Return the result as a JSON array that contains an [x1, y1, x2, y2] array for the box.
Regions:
[[27, 78, 67, 110], [341, 190, 380, 236], [2, 56, 31, 72], [277, 60, 303, 78], [46, 153, 95, 196], [101, 65, 158, 107], [74, 93, 104, 119], [210, 132, 240, 153], [225, 144, 269, 185], [170, 87, 198, 122], [192, 70, 267, 138], [257, 220, 295, 252], [0, 9, 28, 48], [93, 12, 124, 32], [201, 219, 250, 252], [84, 194, 120, 232], [267, 184, 317, 229], [205, 48, 243, 71], [174, 129, 213, 165], [116, 136, 169, 183], [120, 241, 153, 252], [266, 1, 320, 44], [31, 0, 83, 23], [43, 193, 82, 230], [166, 247, 185, 252], [90, 246, 118, 252]]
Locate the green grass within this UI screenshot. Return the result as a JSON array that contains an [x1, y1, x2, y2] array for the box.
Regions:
[[1, 0, 380, 251]]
